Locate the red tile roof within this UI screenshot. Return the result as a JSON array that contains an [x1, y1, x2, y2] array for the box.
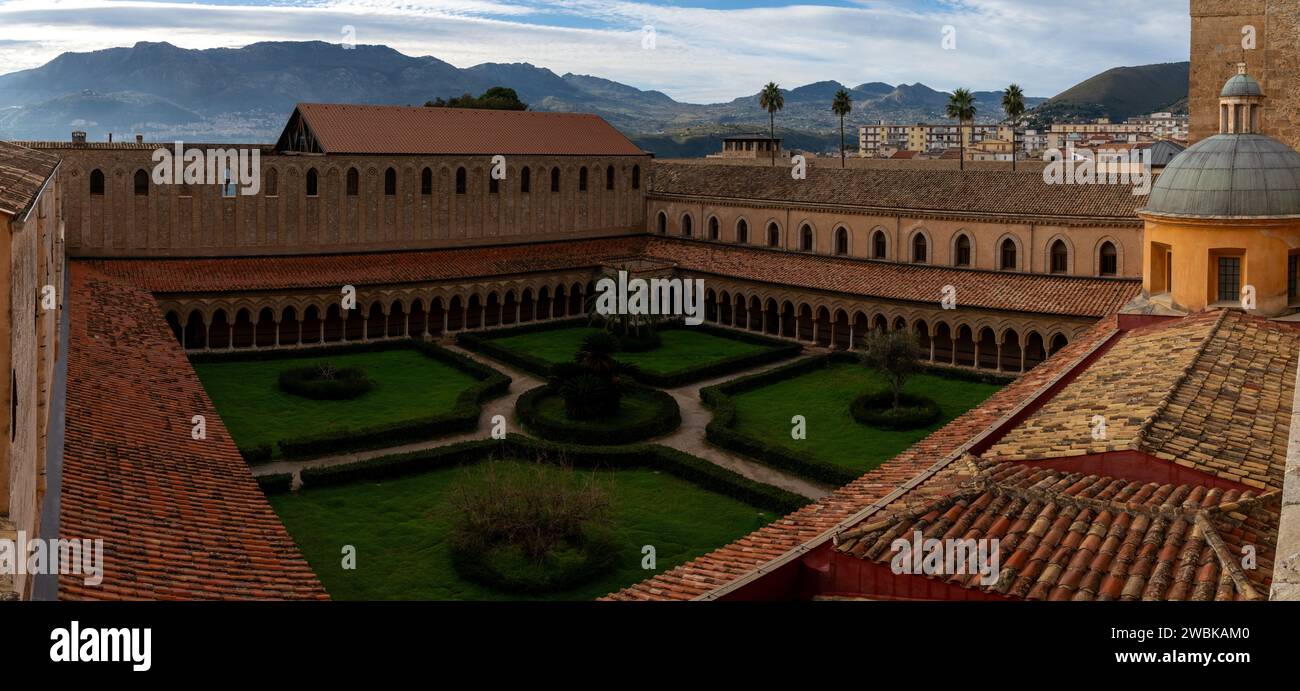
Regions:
[[288, 103, 646, 156], [0, 140, 59, 218], [80, 236, 1140, 319], [61, 263, 328, 600]]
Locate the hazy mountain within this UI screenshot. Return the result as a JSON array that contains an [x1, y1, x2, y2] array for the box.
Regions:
[[1028, 61, 1190, 124]]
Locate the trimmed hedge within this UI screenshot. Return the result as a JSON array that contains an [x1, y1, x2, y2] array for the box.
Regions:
[[457, 319, 801, 388], [298, 435, 810, 516], [194, 339, 511, 460], [515, 383, 681, 445], [849, 390, 941, 431], [278, 364, 372, 400], [256, 473, 294, 495], [239, 443, 274, 465]]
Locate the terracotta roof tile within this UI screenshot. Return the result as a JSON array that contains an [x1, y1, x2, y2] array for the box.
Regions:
[[0, 140, 59, 218], [61, 263, 328, 600]]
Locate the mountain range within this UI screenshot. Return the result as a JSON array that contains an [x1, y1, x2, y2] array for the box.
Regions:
[[0, 41, 1183, 157]]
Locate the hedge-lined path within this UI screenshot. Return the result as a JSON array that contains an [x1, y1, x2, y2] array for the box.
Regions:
[[253, 342, 829, 500]]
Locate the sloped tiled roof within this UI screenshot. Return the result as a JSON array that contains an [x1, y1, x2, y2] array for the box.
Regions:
[[61, 264, 328, 600], [0, 140, 58, 218], [834, 463, 1277, 601], [651, 161, 1146, 223], [983, 310, 1299, 490], [80, 237, 1141, 319], [288, 103, 645, 156]]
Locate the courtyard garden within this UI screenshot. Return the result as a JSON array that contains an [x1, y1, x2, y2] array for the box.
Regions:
[[192, 341, 508, 461]]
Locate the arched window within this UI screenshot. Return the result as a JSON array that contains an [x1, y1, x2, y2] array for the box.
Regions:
[[1000, 238, 1018, 270], [89, 169, 105, 196], [421, 167, 433, 195], [632, 165, 641, 190], [708, 217, 719, 241], [737, 219, 749, 244], [306, 168, 318, 196], [221, 168, 236, 197], [265, 168, 278, 196], [346, 167, 359, 196], [955, 234, 971, 267], [1099, 241, 1118, 276], [800, 224, 814, 251], [657, 211, 667, 234], [1050, 240, 1068, 274], [606, 166, 615, 190], [489, 174, 499, 194], [682, 214, 693, 237], [767, 222, 780, 248], [133, 169, 149, 196], [551, 167, 560, 192], [456, 167, 467, 194], [579, 167, 589, 191], [834, 228, 848, 255], [872, 230, 887, 259], [384, 167, 396, 196], [912, 234, 928, 263], [521, 167, 531, 193]]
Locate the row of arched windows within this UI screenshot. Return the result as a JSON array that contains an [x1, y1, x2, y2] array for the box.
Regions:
[[89, 163, 642, 199], [656, 211, 1122, 277]]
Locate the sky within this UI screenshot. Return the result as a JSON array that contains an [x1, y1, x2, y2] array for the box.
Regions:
[[0, 0, 1191, 103]]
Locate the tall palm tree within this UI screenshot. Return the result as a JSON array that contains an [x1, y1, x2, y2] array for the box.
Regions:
[[945, 88, 977, 171], [831, 88, 853, 168], [1002, 83, 1026, 172], [759, 82, 784, 166]]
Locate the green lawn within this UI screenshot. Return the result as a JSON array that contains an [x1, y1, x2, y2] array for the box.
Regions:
[[193, 350, 480, 455], [729, 362, 1001, 475], [489, 325, 775, 376], [270, 460, 776, 600]]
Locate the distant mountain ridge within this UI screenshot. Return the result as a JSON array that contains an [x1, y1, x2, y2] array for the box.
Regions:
[[1029, 61, 1189, 124]]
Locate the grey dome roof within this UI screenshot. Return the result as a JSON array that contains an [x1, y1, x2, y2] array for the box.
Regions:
[[1221, 73, 1263, 98], [1142, 134, 1300, 218]]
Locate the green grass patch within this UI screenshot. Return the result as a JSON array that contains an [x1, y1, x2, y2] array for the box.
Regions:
[[194, 349, 480, 458], [270, 459, 776, 600], [490, 325, 775, 376], [729, 361, 1000, 476]]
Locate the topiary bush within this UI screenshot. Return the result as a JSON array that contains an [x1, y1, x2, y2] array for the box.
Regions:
[[849, 390, 942, 431], [559, 373, 622, 420], [517, 384, 680, 445], [278, 362, 373, 400]]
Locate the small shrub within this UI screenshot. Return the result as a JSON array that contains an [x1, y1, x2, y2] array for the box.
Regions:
[[560, 373, 621, 420], [278, 363, 373, 400]]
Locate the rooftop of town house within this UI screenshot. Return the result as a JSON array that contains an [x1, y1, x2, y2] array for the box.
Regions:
[[0, 140, 59, 218]]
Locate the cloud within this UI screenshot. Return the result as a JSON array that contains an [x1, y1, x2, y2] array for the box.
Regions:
[[0, 0, 1189, 102]]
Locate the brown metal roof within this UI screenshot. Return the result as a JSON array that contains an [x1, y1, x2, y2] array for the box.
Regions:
[[0, 140, 59, 219], [289, 103, 646, 156]]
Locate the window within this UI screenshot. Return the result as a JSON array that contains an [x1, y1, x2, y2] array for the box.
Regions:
[[800, 224, 814, 251], [1100, 242, 1118, 276], [709, 217, 719, 240], [133, 169, 149, 196], [384, 167, 396, 196], [606, 166, 614, 191], [90, 169, 105, 195], [551, 167, 560, 192], [1290, 253, 1299, 302], [9, 370, 15, 442], [682, 215, 693, 237], [521, 167, 530, 193], [737, 219, 748, 244], [579, 167, 588, 192], [456, 167, 467, 194], [1000, 238, 1017, 270], [346, 167, 359, 196], [873, 231, 887, 259], [1050, 240, 1068, 274], [955, 235, 971, 267], [912, 234, 927, 263], [767, 223, 780, 248], [489, 175, 499, 194], [306, 168, 319, 197], [632, 165, 641, 190], [221, 168, 236, 198], [1217, 255, 1242, 303], [657, 212, 667, 234], [265, 168, 278, 197], [421, 167, 433, 195]]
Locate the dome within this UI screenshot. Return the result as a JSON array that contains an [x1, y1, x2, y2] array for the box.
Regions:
[[1141, 134, 1300, 218], [1221, 73, 1263, 98]]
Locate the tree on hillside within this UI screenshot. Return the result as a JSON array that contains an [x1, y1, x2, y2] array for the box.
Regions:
[[946, 88, 977, 171], [425, 86, 528, 111], [1002, 83, 1026, 172], [759, 82, 784, 166], [831, 88, 853, 168]]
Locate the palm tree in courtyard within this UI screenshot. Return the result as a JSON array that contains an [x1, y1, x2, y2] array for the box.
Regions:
[[946, 88, 977, 171], [831, 88, 853, 168], [759, 82, 784, 166], [1002, 83, 1026, 172]]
